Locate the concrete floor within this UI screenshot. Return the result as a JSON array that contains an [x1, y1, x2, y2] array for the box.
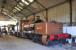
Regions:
[[0, 35, 75, 50]]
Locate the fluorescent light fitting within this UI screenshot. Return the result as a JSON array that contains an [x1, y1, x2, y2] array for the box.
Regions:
[[29, 0, 34, 2], [3, 12, 7, 15], [15, 7, 21, 11], [21, 0, 29, 5], [19, 2, 24, 6], [17, 5, 23, 9]]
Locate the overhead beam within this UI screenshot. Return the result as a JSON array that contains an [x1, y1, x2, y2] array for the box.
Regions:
[[35, 0, 46, 9]]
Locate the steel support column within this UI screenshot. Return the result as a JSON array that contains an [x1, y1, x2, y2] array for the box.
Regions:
[[69, 0, 72, 26], [33, 14, 36, 32], [45, 9, 48, 22]]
